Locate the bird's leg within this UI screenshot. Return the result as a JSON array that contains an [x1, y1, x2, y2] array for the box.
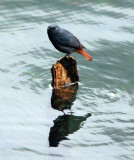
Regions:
[[66, 53, 70, 58], [62, 110, 65, 115], [64, 54, 69, 59]]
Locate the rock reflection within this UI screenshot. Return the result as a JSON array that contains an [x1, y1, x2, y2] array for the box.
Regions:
[[51, 83, 78, 111], [49, 113, 91, 147], [50, 83, 91, 147]]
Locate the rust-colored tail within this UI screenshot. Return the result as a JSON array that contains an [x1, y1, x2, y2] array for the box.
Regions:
[[75, 49, 92, 61]]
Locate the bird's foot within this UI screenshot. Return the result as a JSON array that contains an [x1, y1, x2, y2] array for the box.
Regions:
[[66, 54, 70, 58]]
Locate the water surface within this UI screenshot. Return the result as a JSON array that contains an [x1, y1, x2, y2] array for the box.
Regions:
[[0, 0, 134, 160]]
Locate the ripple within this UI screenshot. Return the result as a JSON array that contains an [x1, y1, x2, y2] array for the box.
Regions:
[[0, 0, 134, 160]]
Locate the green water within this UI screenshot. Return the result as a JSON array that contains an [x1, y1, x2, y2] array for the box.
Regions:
[[0, 0, 134, 160]]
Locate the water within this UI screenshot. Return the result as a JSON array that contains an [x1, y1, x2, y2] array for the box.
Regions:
[[0, 0, 134, 159]]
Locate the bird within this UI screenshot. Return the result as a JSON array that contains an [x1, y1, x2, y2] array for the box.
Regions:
[[47, 24, 92, 61]]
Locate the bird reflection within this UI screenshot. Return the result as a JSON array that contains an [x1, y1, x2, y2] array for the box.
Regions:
[[51, 83, 78, 111], [50, 83, 91, 147], [49, 113, 91, 147]]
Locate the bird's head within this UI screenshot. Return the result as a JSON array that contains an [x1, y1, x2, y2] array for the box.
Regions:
[[47, 24, 59, 31]]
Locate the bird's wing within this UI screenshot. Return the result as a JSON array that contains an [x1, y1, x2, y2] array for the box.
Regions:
[[56, 29, 85, 49]]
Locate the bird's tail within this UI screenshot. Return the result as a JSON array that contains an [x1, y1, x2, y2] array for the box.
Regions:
[[75, 49, 92, 61]]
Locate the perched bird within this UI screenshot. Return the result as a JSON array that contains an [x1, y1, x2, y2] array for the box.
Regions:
[[47, 24, 92, 61]]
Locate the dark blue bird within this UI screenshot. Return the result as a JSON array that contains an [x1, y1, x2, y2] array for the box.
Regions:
[[47, 24, 92, 61]]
